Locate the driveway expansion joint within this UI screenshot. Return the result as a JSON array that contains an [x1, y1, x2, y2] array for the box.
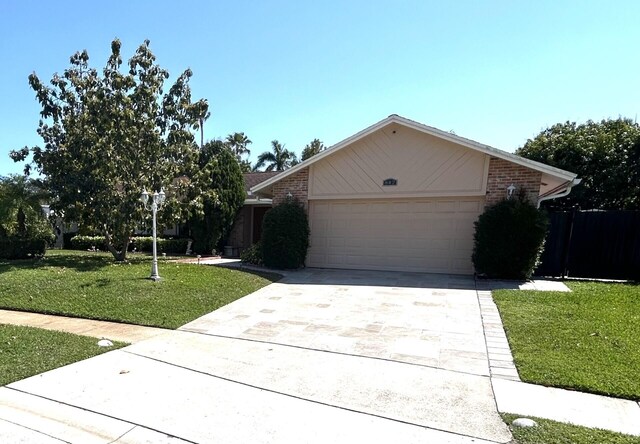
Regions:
[[177, 327, 493, 380], [122, 348, 491, 443], [0, 417, 68, 443], [3, 386, 198, 444]]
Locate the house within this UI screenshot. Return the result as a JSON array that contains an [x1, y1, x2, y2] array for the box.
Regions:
[[226, 171, 281, 255], [250, 114, 578, 274]]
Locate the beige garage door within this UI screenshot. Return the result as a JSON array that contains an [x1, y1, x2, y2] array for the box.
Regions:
[[307, 197, 484, 274]]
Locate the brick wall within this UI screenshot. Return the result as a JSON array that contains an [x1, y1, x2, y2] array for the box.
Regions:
[[272, 168, 309, 209], [486, 158, 541, 207], [226, 206, 246, 248]]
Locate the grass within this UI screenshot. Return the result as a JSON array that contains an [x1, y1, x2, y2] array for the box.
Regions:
[[0, 250, 278, 329], [0, 324, 127, 386], [502, 414, 640, 444], [493, 281, 640, 400]]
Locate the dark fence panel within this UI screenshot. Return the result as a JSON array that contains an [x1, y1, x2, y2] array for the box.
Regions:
[[536, 210, 640, 280], [536, 211, 571, 277]]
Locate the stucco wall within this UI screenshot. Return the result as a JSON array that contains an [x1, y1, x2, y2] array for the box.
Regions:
[[485, 157, 542, 206]]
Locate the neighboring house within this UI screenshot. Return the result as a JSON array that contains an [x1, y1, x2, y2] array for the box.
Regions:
[[226, 171, 281, 255], [251, 114, 579, 274]]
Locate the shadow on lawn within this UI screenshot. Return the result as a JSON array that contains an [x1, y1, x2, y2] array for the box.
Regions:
[[0, 251, 151, 273], [214, 264, 282, 284]]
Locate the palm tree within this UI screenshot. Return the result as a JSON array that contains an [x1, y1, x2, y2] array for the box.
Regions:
[[0, 175, 49, 239], [253, 140, 298, 172], [225, 132, 252, 160]]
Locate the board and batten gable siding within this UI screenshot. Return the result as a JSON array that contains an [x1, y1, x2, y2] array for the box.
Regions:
[[308, 123, 489, 200]]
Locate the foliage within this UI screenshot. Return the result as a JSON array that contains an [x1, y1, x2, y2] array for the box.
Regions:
[[0, 175, 53, 243], [0, 238, 47, 259], [253, 140, 298, 171], [10, 39, 209, 261], [300, 138, 326, 161], [0, 250, 277, 329], [517, 118, 640, 210], [0, 325, 127, 386], [494, 282, 640, 401], [69, 235, 107, 250], [131, 237, 189, 254], [69, 235, 188, 254], [472, 194, 548, 279], [225, 132, 252, 172], [261, 200, 309, 269], [240, 241, 263, 265], [189, 140, 245, 255], [502, 414, 639, 444]]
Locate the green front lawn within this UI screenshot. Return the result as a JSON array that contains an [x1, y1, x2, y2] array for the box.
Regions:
[[502, 414, 640, 444], [493, 281, 640, 400], [0, 324, 127, 386], [0, 250, 278, 329]]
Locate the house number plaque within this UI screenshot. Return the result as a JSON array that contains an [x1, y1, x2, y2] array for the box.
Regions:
[[383, 178, 398, 186]]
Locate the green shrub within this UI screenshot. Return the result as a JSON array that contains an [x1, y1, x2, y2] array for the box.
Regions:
[[157, 238, 189, 254], [69, 235, 107, 251], [472, 195, 549, 279], [70, 235, 188, 254], [261, 200, 309, 269], [0, 238, 47, 259], [240, 242, 263, 265]]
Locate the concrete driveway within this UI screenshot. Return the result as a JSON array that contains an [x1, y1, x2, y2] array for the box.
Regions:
[[1, 268, 512, 443]]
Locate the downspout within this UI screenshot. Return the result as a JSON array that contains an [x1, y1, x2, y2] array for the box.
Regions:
[[537, 178, 582, 209]]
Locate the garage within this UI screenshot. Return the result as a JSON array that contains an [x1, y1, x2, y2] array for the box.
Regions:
[[251, 115, 579, 274], [307, 197, 484, 273]]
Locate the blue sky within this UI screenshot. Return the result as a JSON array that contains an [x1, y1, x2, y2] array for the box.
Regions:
[[1, 0, 639, 176]]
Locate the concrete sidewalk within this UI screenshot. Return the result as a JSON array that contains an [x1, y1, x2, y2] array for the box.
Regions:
[[0, 309, 168, 343]]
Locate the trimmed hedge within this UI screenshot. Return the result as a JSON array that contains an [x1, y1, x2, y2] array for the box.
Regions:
[[472, 196, 549, 279], [70, 235, 107, 251], [261, 200, 310, 269], [0, 239, 47, 259], [131, 237, 189, 254], [69, 235, 189, 254]]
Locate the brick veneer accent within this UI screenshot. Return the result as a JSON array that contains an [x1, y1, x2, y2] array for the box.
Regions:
[[486, 157, 541, 207], [227, 206, 247, 250], [272, 167, 309, 209]]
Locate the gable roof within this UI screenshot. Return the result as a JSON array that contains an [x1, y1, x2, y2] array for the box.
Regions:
[[243, 171, 281, 198], [251, 114, 577, 195]]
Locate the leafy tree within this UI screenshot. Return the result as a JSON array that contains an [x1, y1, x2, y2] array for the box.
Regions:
[[10, 39, 209, 261], [253, 140, 298, 171], [517, 118, 640, 210], [225, 132, 252, 172], [0, 175, 53, 242], [189, 141, 245, 255], [300, 138, 326, 161]]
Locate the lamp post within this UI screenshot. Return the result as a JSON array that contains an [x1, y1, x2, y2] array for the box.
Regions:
[[141, 188, 166, 281]]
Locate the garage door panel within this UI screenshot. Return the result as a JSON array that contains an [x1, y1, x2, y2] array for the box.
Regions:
[[458, 200, 484, 212], [308, 197, 483, 274]]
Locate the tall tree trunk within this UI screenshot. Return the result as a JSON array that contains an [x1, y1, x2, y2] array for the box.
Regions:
[[103, 225, 129, 262]]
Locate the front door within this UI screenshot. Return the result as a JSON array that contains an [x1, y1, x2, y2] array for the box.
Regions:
[[252, 206, 271, 243]]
